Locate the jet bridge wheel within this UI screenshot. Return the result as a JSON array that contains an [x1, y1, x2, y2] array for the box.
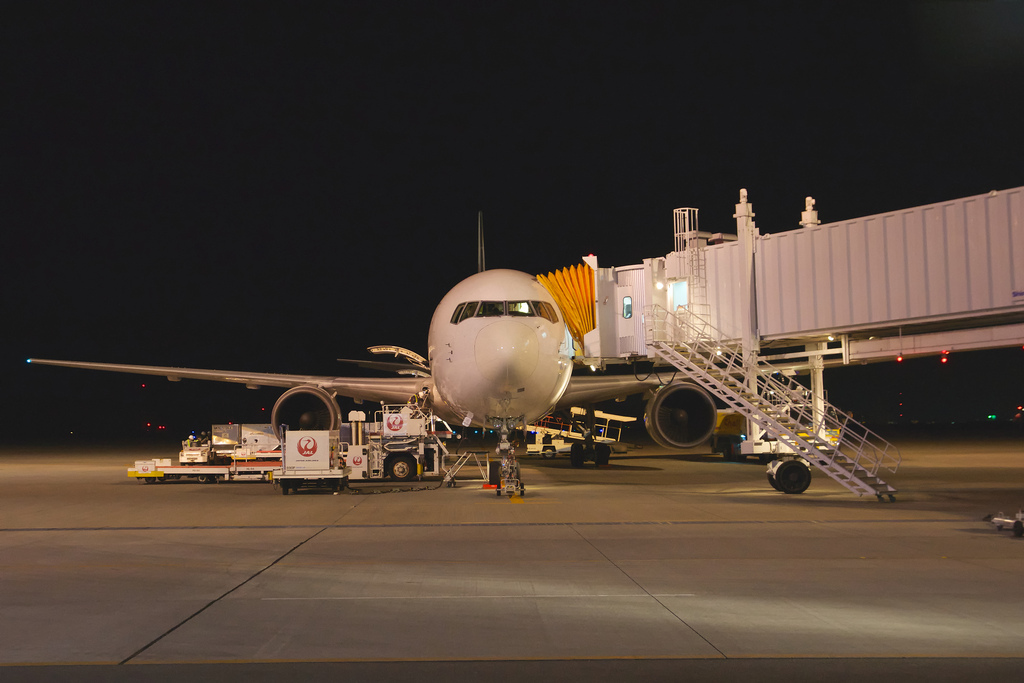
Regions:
[[774, 460, 812, 494]]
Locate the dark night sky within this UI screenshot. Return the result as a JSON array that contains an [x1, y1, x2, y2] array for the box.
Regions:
[[3, 2, 1023, 439]]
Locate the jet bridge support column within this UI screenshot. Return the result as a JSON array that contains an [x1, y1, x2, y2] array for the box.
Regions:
[[809, 342, 826, 433], [735, 189, 763, 448]]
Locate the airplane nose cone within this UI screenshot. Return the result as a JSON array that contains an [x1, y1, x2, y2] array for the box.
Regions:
[[475, 320, 539, 387]]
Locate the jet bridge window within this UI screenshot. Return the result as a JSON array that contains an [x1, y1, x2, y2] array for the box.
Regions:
[[476, 301, 506, 317], [622, 296, 633, 319], [506, 301, 533, 317], [453, 301, 479, 324], [532, 301, 560, 324]]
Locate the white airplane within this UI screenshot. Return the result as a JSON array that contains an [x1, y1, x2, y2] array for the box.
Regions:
[[29, 268, 720, 485]]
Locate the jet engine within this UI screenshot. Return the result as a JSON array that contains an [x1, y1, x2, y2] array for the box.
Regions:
[[644, 381, 718, 449], [271, 386, 342, 440]]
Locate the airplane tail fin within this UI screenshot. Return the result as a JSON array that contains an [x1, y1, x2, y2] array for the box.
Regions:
[[477, 210, 486, 273]]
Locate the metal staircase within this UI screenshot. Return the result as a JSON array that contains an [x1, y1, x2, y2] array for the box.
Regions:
[[645, 304, 901, 499]]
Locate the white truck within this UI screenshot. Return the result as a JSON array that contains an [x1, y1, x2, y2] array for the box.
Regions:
[[272, 404, 453, 494]]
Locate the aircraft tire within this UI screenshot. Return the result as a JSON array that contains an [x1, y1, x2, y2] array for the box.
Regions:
[[569, 443, 584, 468], [775, 460, 812, 494]]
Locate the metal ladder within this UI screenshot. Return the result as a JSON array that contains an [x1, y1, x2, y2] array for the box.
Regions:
[[645, 304, 901, 498]]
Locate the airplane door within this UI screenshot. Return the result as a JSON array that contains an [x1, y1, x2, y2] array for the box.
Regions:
[[615, 285, 640, 356]]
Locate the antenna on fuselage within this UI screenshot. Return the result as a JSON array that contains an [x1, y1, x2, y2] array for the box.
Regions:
[[477, 210, 486, 273]]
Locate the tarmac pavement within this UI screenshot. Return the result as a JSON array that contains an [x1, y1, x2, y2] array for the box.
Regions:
[[1, 426, 1022, 681]]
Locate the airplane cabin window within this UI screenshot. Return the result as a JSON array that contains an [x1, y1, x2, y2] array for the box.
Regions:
[[476, 301, 506, 317], [507, 301, 534, 317], [450, 302, 467, 324], [457, 302, 479, 323], [622, 296, 633, 319]]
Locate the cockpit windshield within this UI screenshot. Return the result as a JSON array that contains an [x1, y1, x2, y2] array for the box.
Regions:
[[507, 301, 532, 316], [476, 301, 506, 317], [450, 299, 561, 325]]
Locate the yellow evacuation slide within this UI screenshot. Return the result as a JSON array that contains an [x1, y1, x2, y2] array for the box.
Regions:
[[537, 263, 595, 345]]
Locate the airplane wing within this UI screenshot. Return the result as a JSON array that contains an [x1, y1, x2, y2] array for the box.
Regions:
[[554, 374, 665, 409], [26, 359, 425, 405]]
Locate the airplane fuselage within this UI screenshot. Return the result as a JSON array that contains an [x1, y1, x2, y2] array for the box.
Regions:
[[427, 269, 573, 428]]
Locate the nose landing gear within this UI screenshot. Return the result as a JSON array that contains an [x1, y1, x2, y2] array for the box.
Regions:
[[494, 420, 525, 497]]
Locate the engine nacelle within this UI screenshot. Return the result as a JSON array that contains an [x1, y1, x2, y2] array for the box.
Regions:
[[644, 381, 717, 449], [271, 386, 343, 440]]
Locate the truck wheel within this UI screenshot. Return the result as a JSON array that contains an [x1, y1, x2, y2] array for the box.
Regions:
[[541, 446, 557, 459], [594, 443, 611, 466], [388, 454, 416, 482], [766, 471, 782, 491], [280, 482, 290, 495], [569, 443, 584, 468], [728, 441, 747, 462], [1014, 520, 1023, 538], [775, 460, 812, 494]]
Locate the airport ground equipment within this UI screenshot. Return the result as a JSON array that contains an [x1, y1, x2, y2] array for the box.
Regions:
[[646, 304, 900, 498], [441, 450, 490, 487], [274, 404, 454, 493], [129, 456, 282, 484], [526, 407, 635, 459], [545, 186, 1024, 496], [343, 404, 451, 482], [273, 429, 347, 494], [989, 510, 1024, 537], [709, 411, 746, 462], [130, 423, 282, 483]]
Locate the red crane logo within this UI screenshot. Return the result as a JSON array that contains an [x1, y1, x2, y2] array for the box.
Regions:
[[386, 414, 404, 431], [297, 437, 318, 457]]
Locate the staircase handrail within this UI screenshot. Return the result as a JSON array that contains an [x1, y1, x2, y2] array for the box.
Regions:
[[645, 304, 900, 476]]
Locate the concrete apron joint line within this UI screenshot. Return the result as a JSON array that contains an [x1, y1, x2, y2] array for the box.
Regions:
[[118, 501, 363, 665], [569, 525, 727, 659]]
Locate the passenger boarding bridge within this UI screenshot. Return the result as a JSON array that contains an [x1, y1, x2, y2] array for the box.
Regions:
[[542, 186, 1024, 498]]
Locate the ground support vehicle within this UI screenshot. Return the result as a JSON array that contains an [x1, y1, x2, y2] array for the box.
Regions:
[[273, 404, 455, 493], [129, 456, 282, 484], [342, 404, 451, 483], [273, 429, 346, 494], [131, 423, 282, 483], [526, 407, 634, 464], [709, 411, 746, 461], [178, 423, 279, 464], [989, 510, 1024, 537]]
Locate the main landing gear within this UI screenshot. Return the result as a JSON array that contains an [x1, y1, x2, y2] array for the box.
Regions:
[[569, 405, 610, 468]]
